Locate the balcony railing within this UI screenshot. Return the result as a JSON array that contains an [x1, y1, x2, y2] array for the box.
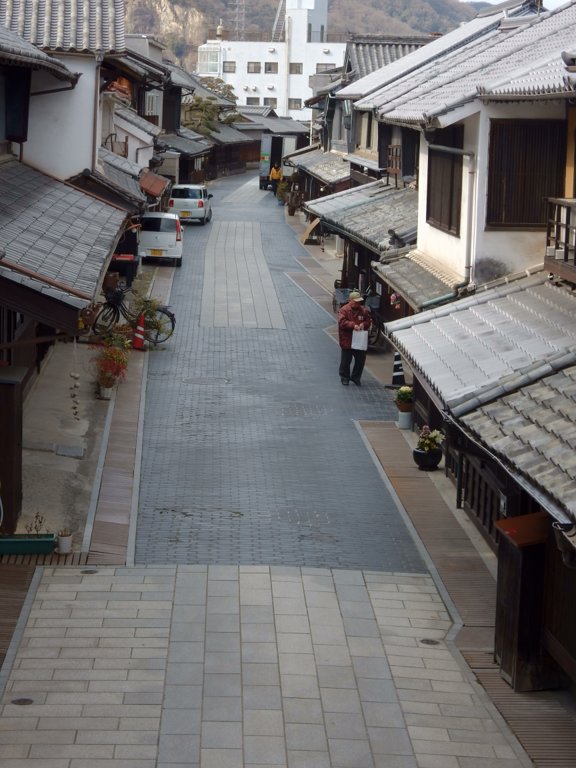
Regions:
[[545, 198, 576, 282]]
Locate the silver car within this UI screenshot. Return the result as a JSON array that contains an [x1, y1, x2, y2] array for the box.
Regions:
[[138, 212, 183, 268], [168, 184, 213, 225]]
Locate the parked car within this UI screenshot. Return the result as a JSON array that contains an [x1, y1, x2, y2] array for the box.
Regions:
[[168, 184, 213, 224], [138, 212, 183, 268]]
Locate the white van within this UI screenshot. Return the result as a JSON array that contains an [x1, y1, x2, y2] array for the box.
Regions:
[[138, 212, 183, 268], [168, 184, 213, 224]]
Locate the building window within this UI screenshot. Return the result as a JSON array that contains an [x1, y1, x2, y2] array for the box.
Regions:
[[247, 62, 261, 73], [197, 47, 220, 75], [487, 120, 566, 227], [288, 98, 302, 110], [246, 97, 260, 105], [223, 61, 236, 73], [263, 97, 277, 108], [426, 126, 463, 236], [289, 63, 303, 74], [366, 112, 373, 149], [265, 62, 278, 74], [316, 63, 335, 73]]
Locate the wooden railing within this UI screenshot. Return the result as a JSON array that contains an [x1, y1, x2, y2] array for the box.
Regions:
[[545, 198, 576, 281]]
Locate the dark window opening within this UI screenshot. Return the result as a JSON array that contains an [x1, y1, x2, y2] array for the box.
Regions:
[[426, 126, 463, 236]]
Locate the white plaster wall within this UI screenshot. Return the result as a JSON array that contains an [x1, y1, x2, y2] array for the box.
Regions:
[[417, 101, 566, 283], [114, 115, 155, 167], [472, 101, 565, 278], [23, 57, 98, 180]]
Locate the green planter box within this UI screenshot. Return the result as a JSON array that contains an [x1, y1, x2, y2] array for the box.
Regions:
[[0, 534, 56, 555]]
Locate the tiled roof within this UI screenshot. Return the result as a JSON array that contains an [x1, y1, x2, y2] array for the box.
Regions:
[[337, 14, 504, 101], [98, 147, 145, 202], [385, 273, 576, 417], [205, 123, 253, 145], [0, 23, 76, 80], [344, 34, 435, 80], [460, 365, 576, 521], [163, 60, 197, 90], [373, 251, 462, 310], [115, 107, 162, 137], [161, 133, 212, 157], [284, 147, 350, 185], [305, 181, 417, 255], [0, 157, 126, 306], [358, 4, 576, 126], [236, 113, 309, 135], [0, 0, 125, 54]]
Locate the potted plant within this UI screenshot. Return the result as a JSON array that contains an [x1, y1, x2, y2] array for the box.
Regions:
[[0, 510, 56, 555], [395, 385, 413, 413], [93, 341, 129, 399], [57, 528, 73, 554], [413, 425, 444, 471]]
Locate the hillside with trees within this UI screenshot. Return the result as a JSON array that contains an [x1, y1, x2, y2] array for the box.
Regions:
[[126, 0, 486, 72]]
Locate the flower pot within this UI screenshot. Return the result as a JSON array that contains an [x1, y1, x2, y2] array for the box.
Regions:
[[396, 402, 413, 413], [413, 447, 443, 471], [98, 385, 114, 400], [57, 534, 73, 554], [397, 409, 413, 430]]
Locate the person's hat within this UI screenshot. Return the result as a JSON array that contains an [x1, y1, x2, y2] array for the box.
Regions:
[[348, 291, 364, 302]]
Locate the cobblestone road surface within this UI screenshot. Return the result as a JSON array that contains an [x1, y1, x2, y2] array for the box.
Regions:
[[136, 174, 425, 572]]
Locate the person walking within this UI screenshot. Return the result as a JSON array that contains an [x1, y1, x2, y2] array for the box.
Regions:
[[269, 163, 283, 195], [338, 291, 372, 386]]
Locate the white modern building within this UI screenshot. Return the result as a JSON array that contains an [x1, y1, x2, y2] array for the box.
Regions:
[[196, 0, 346, 121]]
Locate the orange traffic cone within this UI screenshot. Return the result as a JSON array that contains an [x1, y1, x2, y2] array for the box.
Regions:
[[132, 313, 146, 350]]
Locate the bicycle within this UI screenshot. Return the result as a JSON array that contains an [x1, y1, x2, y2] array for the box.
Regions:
[[87, 286, 176, 345]]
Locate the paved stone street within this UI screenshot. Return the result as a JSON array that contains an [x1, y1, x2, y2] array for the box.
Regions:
[[0, 174, 533, 768], [137, 175, 423, 571]]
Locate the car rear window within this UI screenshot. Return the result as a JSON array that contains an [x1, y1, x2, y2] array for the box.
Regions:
[[141, 217, 177, 233], [171, 188, 202, 199]]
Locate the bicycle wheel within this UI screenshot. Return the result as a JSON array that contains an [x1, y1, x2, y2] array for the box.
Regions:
[[368, 325, 381, 347], [92, 303, 120, 336], [143, 307, 175, 344]]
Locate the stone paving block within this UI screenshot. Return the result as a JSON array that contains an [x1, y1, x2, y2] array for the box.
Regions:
[[160, 708, 201, 735], [316, 665, 356, 689], [285, 723, 328, 751], [279, 653, 316, 676], [244, 710, 284, 736], [320, 688, 362, 714], [287, 749, 330, 768], [202, 721, 243, 748], [243, 686, 282, 710], [282, 698, 324, 724], [281, 674, 320, 699], [202, 696, 242, 721], [244, 735, 286, 764], [328, 737, 374, 767], [368, 726, 413, 755], [243, 664, 280, 686], [324, 712, 368, 740], [158, 733, 200, 762]]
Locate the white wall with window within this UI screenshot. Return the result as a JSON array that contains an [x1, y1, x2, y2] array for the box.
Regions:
[[196, 0, 345, 119], [415, 99, 566, 282]]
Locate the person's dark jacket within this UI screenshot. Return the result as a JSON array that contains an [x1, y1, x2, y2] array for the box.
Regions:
[[338, 302, 372, 349]]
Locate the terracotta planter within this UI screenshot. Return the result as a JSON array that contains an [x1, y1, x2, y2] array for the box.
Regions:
[[396, 402, 413, 413], [413, 448, 443, 471]]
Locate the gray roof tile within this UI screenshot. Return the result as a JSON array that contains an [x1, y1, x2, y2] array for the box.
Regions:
[[0, 22, 75, 79], [305, 182, 417, 255], [344, 34, 435, 80], [386, 273, 576, 416], [0, 158, 125, 306], [284, 147, 350, 185], [116, 107, 162, 137], [356, 5, 576, 125], [461, 364, 576, 520], [1, 0, 125, 54]]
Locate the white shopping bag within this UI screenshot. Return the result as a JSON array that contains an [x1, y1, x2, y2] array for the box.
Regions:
[[351, 330, 368, 351]]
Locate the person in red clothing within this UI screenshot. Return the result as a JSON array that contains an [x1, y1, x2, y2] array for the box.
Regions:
[[338, 291, 372, 386]]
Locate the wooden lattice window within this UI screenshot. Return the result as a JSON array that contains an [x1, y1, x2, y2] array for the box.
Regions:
[[426, 125, 463, 236]]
